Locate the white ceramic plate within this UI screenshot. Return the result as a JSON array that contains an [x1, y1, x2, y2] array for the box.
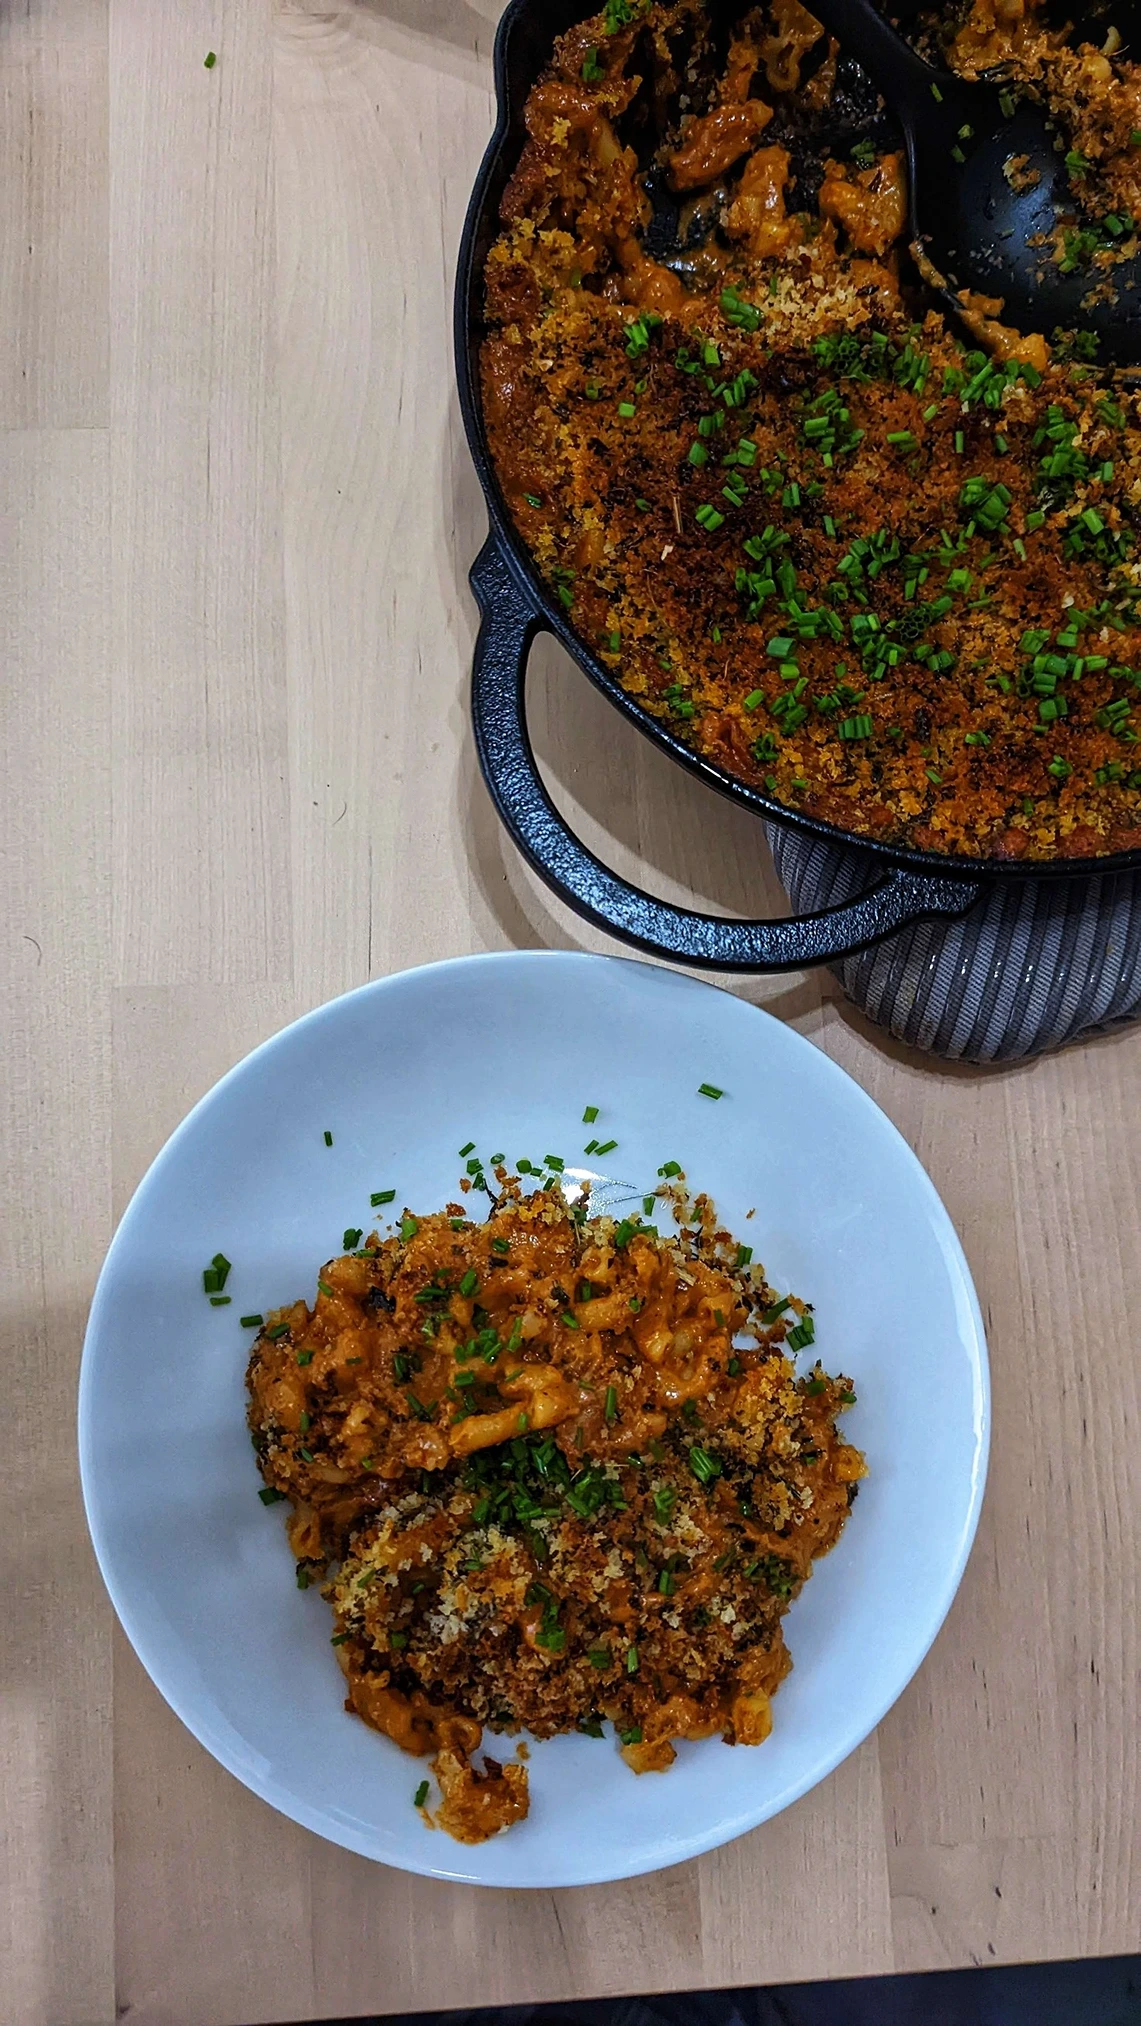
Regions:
[[80, 951, 988, 1887]]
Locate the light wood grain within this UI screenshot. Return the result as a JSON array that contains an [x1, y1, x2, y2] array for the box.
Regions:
[[2, 1, 1139, 2020]]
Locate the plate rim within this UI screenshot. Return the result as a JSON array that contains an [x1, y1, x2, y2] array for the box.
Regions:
[[79, 948, 990, 1886]]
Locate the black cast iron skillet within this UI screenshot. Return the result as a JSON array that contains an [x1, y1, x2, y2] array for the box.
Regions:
[[454, 0, 1141, 973]]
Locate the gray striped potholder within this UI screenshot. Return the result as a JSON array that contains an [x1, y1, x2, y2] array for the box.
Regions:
[[767, 824, 1141, 1062]]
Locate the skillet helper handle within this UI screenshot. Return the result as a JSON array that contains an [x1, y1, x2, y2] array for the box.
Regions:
[[470, 536, 982, 973]]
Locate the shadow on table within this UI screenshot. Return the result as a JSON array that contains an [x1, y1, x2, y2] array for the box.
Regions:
[[286, 1955, 1141, 2026]]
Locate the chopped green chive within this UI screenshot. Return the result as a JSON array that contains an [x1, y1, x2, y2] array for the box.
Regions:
[[689, 1444, 722, 1484], [258, 1486, 285, 1505], [204, 50, 217, 68], [343, 1228, 363, 1250], [400, 1216, 419, 1241], [582, 1105, 599, 1123], [458, 1268, 479, 1297], [697, 1083, 723, 1099], [604, 1385, 618, 1423], [594, 1137, 618, 1156], [371, 1189, 395, 1206], [323, 1130, 333, 1147], [209, 1295, 231, 1306], [626, 1644, 639, 1674], [317, 1279, 335, 1299], [296, 1350, 313, 1366], [240, 1313, 264, 1328], [459, 1141, 475, 1157]]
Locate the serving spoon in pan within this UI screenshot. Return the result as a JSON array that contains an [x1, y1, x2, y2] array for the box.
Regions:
[[778, 0, 1141, 363]]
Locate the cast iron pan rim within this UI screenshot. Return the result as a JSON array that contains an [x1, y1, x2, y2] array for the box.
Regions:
[[453, 0, 1141, 888]]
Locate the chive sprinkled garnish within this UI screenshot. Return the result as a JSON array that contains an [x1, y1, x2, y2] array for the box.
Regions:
[[787, 1313, 816, 1352], [657, 1159, 681, 1177], [400, 1216, 419, 1241], [267, 1322, 289, 1340], [371, 1189, 395, 1206], [594, 1137, 618, 1156], [735, 1244, 752, 1268], [458, 1268, 479, 1297], [689, 1444, 722, 1484], [317, 1279, 334, 1299], [626, 1644, 639, 1674], [299, 1448, 314, 1462], [459, 1141, 475, 1157], [588, 1646, 611, 1668], [240, 1313, 264, 1328], [604, 1384, 618, 1422], [653, 1484, 675, 1522], [296, 1350, 313, 1366], [343, 1229, 363, 1250], [323, 1130, 333, 1147], [209, 1295, 231, 1306], [582, 1104, 599, 1123], [414, 1780, 430, 1808], [258, 1486, 285, 1504], [204, 50, 217, 67], [202, 1251, 232, 1295], [697, 1082, 723, 1099]]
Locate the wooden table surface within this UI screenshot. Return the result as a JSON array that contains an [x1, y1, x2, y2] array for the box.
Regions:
[[4, 3, 1140, 2022]]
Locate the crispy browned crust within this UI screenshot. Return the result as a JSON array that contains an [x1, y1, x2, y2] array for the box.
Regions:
[[480, 1, 1141, 861], [247, 1176, 862, 1831]]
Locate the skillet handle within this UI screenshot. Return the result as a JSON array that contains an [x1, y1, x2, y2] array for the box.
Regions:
[[470, 536, 983, 973]]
